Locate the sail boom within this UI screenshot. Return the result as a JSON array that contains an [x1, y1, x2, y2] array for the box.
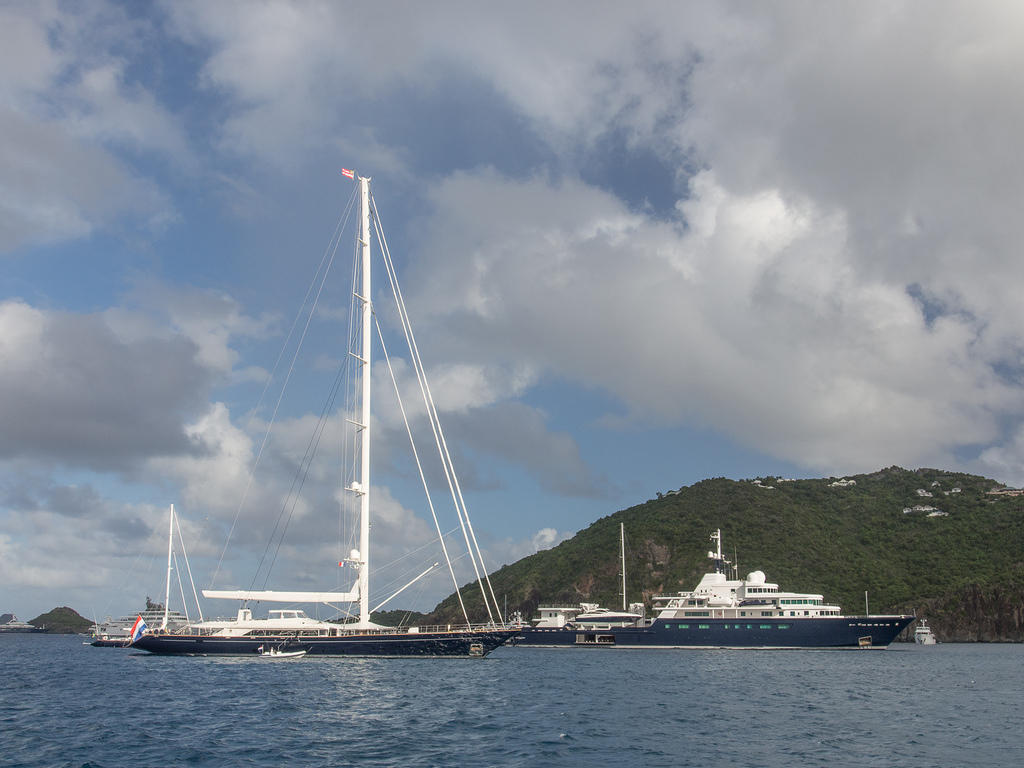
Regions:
[[202, 589, 358, 604]]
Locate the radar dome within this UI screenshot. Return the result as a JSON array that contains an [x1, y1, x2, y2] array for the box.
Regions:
[[747, 570, 766, 584]]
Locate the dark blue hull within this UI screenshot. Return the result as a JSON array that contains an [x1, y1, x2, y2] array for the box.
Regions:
[[132, 628, 516, 657], [512, 616, 914, 649]]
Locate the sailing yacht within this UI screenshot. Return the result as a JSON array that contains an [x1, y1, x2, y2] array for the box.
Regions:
[[133, 174, 515, 657]]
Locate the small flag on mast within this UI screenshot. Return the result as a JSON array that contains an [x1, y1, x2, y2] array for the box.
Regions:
[[341, 168, 355, 179]]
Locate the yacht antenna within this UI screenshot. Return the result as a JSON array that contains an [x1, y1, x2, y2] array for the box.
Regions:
[[708, 528, 731, 575]]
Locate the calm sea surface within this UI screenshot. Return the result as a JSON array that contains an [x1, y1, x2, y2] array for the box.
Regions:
[[2, 634, 1022, 767]]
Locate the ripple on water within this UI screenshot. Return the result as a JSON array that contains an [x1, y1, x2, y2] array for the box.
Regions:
[[3, 637, 1024, 767]]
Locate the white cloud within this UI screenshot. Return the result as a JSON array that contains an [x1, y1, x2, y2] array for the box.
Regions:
[[70, 62, 191, 160], [0, 107, 169, 250], [0, 1, 62, 101], [0, 1, 184, 251], [477, 527, 574, 574], [0, 286, 279, 473], [976, 426, 1024, 488], [531, 527, 568, 552], [0, 299, 211, 467], [401, 165, 1022, 475], [148, 402, 255, 513], [0, 493, 187, 618], [370, 356, 537, 426], [163, 1, 723, 162], [131, 282, 277, 375]]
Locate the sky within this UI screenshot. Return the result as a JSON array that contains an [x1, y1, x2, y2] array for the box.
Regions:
[[3, 0, 1024, 622]]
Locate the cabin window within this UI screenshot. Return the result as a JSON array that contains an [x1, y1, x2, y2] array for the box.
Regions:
[[698, 624, 710, 629], [759, 624, 772, 629], [679, 624, 689, 629], [777, 624, 790, 629]]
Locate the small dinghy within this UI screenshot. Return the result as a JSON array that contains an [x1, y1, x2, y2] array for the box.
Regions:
[[257, 645, 307, 659]]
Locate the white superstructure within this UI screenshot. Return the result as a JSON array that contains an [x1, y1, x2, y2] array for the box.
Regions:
[[650, 529, 843, 621]]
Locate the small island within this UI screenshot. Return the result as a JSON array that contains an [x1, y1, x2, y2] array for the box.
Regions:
[[0, 607, 93, 635]]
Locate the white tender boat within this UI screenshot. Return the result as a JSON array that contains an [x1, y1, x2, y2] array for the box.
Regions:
[[257, 645, 307, 659]]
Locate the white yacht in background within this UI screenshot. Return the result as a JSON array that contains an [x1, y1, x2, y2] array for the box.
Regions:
[[0, 614, 45, 633], [91, 608, 189, 647], [914, 619, 937, 644], [528, 524, 644, 634]]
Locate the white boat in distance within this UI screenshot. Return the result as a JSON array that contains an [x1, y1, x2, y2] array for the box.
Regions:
[[133, 174, 515, 658], [914, 619, 937, 644], [528, 524, 645, 632], [0, 614, 45, 633]]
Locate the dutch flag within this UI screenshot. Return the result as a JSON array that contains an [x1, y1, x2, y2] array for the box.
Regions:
[[129, 615, 148, 645]]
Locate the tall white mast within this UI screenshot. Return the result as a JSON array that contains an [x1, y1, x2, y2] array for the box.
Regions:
[[357, 174, 372, 627], [620, 522, 626, 611], [163, 504, 174, 630], [201, 176, 364, 610]]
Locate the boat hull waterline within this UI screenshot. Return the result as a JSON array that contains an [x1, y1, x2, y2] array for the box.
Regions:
[[514, 615, 914, 649], [134, 628, 516, 657]]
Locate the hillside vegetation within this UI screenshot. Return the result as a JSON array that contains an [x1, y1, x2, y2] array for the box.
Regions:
[[429, 467, 1024, 641], [30, 606, 92, 634]]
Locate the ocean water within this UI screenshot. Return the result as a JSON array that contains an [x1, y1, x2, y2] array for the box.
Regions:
[[2, 635, 1022, 768]]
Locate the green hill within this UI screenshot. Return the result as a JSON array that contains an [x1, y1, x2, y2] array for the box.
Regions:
[[428, 467, 1024, 641], [31, 606, 93, 634]]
